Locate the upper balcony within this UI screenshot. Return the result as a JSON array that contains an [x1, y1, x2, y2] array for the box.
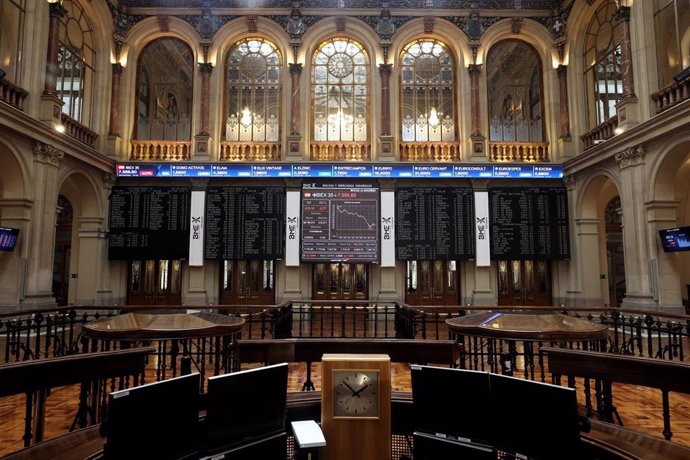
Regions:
[[651, 72, 690, 114], [0, 77, 29, 112]]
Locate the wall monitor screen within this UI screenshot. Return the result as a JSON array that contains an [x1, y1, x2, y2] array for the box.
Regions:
[[659, 226, 690, 252], [0, 227, 19, 252], [301, 181, 379, 262]]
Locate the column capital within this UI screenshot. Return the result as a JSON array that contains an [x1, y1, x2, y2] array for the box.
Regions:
[[468, 63, 482, 75], [49, 2, 67, 18], [379, 63, 392, 75], [33, 141, 64, 167], [557, 64, 568, 77], [615, 5, 631, 23], [615, 145, 645, 170], [564, 174, 576, 190], [103, 172, 117, 188], [112, 62, 123, 75], [289, 62, 303, 75], [198, 62, 214, 74]]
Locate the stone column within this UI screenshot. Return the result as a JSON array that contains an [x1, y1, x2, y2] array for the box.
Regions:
[[75, 216, 107, 305], [95, 172, 117, 304], [615, 146, 656, 310], [468, 64, 485, 160], [378, 64, 394, 160], [194, 63, 213, 157], [646, 200, 684, 314], [39, 2, 66, 123], [0, 199, 32, 307], [108, 63, 123, 137], [186, 178, 209, 305], [614, 5, 639, 129], [23, 142, 64, 307], [557, 65, 571, 140], [287, 63, 303, 160], [574, 218, 604, 307]]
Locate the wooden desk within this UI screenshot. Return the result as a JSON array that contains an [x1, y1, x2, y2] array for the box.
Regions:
[[446, 311, 609, 341]]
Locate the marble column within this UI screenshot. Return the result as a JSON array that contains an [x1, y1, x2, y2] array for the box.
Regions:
[[557, 65, 571, 140], [616, 6, 636, 99], [40, 2, 66, 123], [468, 64, 485, 159], [379, 64, 392, 136], [23, 142, 64, 307], [108, 63, 123, 136], [194, 63, 213, 157], [287, 63, 303, 159], [470, 179, 493, 304]]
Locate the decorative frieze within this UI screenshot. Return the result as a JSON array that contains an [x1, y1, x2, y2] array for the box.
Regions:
[[615, 145, 645, 170], [33, 142, 64, 167]]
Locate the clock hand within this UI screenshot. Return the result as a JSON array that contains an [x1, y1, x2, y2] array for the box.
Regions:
[[342, 381, 358, 395], [352, 384, 369, 397]]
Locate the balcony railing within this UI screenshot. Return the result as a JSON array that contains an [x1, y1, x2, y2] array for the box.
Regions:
[[60, 113, 98, 148], [0, 77, 28, 111], [580, 115, 618, 150], [488, 141, 549, 162], [220, 142, 280, 161], [399, 142, 461, 162], [651, 73, 690, 114], [310, 142, 370, 161], [130, 140, 191, 161]]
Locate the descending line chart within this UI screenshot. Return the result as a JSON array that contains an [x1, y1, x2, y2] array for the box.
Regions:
[[333, 201, 378, 232]]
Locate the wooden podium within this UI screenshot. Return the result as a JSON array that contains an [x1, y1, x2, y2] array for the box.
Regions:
[[321, 354, 391, 460]]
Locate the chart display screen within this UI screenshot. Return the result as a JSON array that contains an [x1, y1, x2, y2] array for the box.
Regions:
[[301, 182, 379, 262]]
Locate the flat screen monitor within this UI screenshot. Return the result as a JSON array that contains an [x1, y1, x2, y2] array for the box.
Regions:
[[659, 226, 690, 252], [411, 365, 492, 445], [490, 374, 581, 460], [0, 227, 19, 252], [102, 372, 201, 460], [203, 362, 289, 453]]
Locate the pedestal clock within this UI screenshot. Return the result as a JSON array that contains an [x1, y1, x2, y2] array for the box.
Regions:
[[321, 354, 391, 460]]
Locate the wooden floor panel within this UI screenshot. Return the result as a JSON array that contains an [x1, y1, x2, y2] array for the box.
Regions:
[[2, 361, 690, 456]]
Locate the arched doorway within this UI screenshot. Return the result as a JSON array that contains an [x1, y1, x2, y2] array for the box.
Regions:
[[604, 197, 625, 307], [53, 195, 73, 306]]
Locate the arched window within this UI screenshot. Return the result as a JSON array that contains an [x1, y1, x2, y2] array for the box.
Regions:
[[487, 40, 543, 143], [400, 39, 456, 142], [135, 38, 193, 140], [57, 0, 95, 125], [583, 0, 623, 129], [654, 0, 690, 86], [312, 38, 368, 142], [0, 0, 25, 84], [225, 38, 281, 142]]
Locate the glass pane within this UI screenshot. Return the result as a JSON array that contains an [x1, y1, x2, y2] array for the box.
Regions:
[[158, 260, 169, 292], [330, 263, 339, 295], [170, 260, 181, 294], [263, 260, 274, 291], [511, 261, 522, 295], [446, 260, 457, 293], [524, 260, 534, 295], [537, 260, 549, 294], [315, 264, 326, 294], [342, 264, 352, 294], [144, 260, 156, 294], [498, 260, 508, 295], [238, 260, 247, 294], [130, 261, 141, 293], [136, 38, 194, 140], [250, 260, 260, 293], [420, 260, 430, 294], [355, 264, 366, 295], [433, 260, 443, 295], [407, 261, 418, 291], [223, 260, 233, 292], [0, 0, 25, 82]]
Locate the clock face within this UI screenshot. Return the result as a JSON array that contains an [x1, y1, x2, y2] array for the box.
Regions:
[[333, 370, 380, 418]]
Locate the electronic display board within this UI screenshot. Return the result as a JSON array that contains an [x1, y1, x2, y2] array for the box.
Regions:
[[108, 186, 190, 260], [204, 187, 285, 260], [301, 182, 379, 262]]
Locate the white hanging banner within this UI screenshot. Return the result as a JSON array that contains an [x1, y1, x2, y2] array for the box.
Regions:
[[380, 191, 395, 267], [188, 190, 205, 267], [474, 191, 491, 267], [285, 190, 301, 266]]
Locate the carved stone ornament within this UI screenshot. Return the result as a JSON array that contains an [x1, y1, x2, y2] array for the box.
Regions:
[[375, 5, 395, 38], [103, 172, 117, 187], [563, 174, 576, 190], [33, 142, 64, 166], [286, 6, 306, 37], [614, 145, 645, 169]]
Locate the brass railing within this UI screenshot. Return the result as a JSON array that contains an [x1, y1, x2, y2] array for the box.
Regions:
[[130, 140, 191, 161], [310, 142, 370, 161], [580, 115, 618, 150], [61, 113, 98, 148], [0, 77, 28, 111], [651, 73, 690, 114], [488, 141, 549, 162], [399, 142, 461, 162], [220, 141, 281, 161]]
